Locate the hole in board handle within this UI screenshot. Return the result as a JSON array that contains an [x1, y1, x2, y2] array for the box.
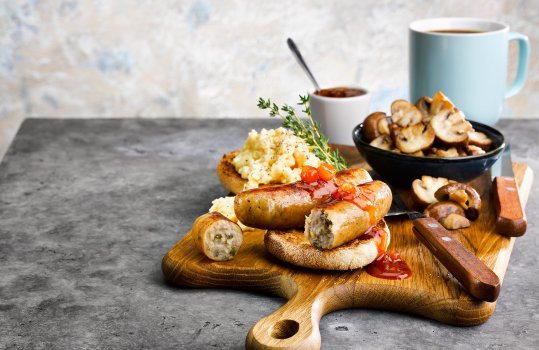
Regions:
[[270, 319, 300, 339]]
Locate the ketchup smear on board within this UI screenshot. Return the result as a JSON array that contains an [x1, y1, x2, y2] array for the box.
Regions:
[[359, 226, 411, 280], [366, 251, 412, 280]]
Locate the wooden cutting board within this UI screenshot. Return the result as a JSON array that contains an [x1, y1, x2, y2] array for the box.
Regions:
[[162, 161, 533, 350]]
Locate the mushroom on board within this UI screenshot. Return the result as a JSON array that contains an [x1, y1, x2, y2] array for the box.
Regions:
[[411, 175, 452, 209], [423, 201, 470, 230], [441, 213, 471, 230], [435, 183, 482, 220]]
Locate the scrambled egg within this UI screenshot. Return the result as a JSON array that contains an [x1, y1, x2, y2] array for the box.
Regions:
[[231, 127, 321, 190], [210, 128, 321, 227], [209, 196, 249, 230]]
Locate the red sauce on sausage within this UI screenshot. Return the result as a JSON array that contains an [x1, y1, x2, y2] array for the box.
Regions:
[[295, 178, 339, 200], [332, 181, 379, 225], [365, 251, 412, 280]]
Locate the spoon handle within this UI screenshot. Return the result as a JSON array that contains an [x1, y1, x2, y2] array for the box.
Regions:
[[287, 38, 321, 92]]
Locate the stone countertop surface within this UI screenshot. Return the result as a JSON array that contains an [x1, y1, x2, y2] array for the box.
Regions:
[[0, 118, 538, 350]]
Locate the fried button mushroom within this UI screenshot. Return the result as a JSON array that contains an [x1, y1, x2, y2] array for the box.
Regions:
[[468, 131, 493, 151], [378, 117, 390, 135], [424, 201, 465, 221], [370, 134, 394, 150], [466, 144, 486, 156], [362, 112, 389, 142], [394, 123, 435, 154], [411, 175, 451, 209], [415, 96, 433, 122], [430, 91, 456, 115], [441, 213, 471, 230], [435, 183, 482, 220], [391, 100, 423, 127], [431, 110, 473, 146], [423, 201, 470, 230], [433, 147, 459, 158]]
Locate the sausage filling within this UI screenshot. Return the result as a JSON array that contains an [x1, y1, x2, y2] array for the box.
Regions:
[[205, 221, 242, 261], [306, 211, 334, 250]]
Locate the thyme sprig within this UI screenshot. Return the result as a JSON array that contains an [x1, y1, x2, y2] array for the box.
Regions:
[[257, 95, 347, 170]]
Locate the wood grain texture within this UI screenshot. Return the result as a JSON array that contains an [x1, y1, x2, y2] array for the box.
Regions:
[[161, 161, 532, 350]]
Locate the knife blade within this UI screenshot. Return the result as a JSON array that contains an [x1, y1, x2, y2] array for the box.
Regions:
[[491, 144, 527, 236], [385, 182, 500, 302]]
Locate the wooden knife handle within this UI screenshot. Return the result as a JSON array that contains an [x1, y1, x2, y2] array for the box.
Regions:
[[412, 217, 500, 302], [246, 284, 322, 350], [493, 176, 527, 237]]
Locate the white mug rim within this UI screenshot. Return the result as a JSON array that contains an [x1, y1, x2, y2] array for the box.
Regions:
[[309, 85, 371, 103], [409, 17, 509, 36]]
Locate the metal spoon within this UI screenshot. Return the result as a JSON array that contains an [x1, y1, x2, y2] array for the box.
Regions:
[[287, 38, 321, 92]]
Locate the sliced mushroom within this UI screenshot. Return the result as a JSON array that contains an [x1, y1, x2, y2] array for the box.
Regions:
[[435, 183, 481, 220], [411, 175, 451, 209], [466, 144, 486, 156], [458, 148, 469, 157], [433, 147, 459, 158], [440, 213, 471, 230], [415, 96, 433, 122], [394, 123, 435, 154], [430, 110, 473, 146], [370, 134, 393, 150], [430, 91, 455, 115], [423, 201, 465, 221], [391, 100, 422, 127], [378, 117, 390, 135], [362, 112, 389, 142], [468, 131, 492, 151]]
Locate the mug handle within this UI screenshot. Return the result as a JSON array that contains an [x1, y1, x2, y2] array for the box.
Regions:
[[505, 32, 530, 99]]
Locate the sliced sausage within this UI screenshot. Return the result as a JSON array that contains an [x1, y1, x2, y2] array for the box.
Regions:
[[305, 181, 392, 249], [193, 212, 243, 261]]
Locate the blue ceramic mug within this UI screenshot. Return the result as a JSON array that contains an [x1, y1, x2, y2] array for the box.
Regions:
[[409, 18, 529, 125]]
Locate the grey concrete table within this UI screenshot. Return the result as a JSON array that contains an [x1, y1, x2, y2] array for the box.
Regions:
[[1, 118, 538, 350]]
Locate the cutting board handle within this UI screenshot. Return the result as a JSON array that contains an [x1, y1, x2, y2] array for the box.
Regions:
[[246, 284, 323, 350]]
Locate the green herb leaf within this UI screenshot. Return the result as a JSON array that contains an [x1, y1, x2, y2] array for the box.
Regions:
[[258, 95, 348, 170]]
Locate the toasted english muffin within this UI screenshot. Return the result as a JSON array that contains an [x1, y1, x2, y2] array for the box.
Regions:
[[265, 220, 390, 270], [216, 151, 246, 195]]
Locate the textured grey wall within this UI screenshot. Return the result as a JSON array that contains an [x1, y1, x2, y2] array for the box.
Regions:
[[0, 0, 538, 157]]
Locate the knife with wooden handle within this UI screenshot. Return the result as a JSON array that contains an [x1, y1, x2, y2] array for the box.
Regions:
[[386, 182, 501, 302], [492, 144, 527, 237]]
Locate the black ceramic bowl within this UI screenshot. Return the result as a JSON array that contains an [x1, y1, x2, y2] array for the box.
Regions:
[[352, 120, 505, 186]]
